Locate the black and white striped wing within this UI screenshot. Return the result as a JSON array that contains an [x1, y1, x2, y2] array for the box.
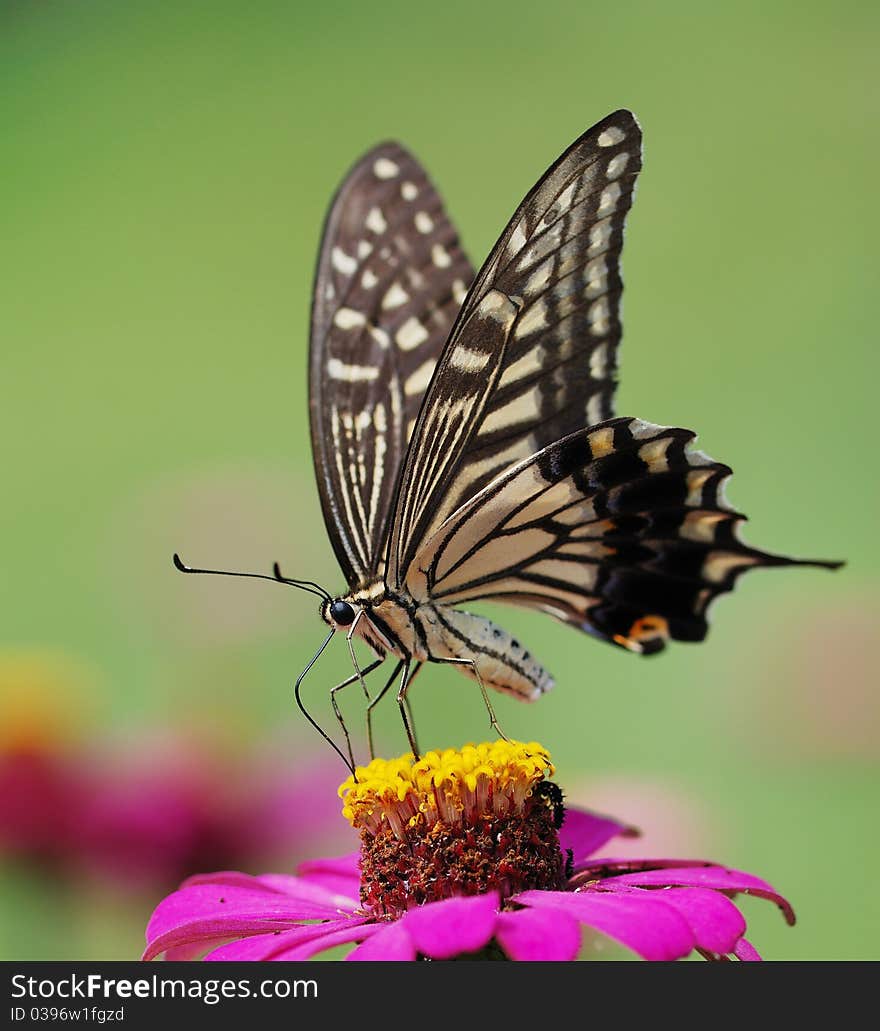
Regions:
[[387, 111, 642, 587], [405, 419, 840, 654], [310, 142, 473, 587]]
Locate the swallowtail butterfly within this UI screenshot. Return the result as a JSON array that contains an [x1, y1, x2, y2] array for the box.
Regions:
[[175, 110, 841, 768]]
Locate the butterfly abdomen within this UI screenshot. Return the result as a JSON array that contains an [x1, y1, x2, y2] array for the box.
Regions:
[[424, 605, 554, 700]]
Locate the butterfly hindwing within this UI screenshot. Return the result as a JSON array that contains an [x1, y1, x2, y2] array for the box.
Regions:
[[387, 110, 642, 586], [310, 142, 473, 586], [406, 418, 838, 654]]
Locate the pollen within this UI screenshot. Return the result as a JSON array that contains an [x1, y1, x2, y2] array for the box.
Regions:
[[339, 741, 566, 918]]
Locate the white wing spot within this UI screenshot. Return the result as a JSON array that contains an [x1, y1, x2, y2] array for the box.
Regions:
[[327, 358, 378, 382], [597, 126, 625, 147], [333, 308, 367, 330], [555, 181, 576, 214], [368, 324, 390, 349], [480, 383, 542, 434], [499, 345, 545, 388], [414, 212, 434, 234], [523, 257, 554, 298], [396, 317, 429, 351], [431, 243, 452, 268], [508, 222, 528, 255], [404, 357, 436, 396], [588, 297, 610, 336], [357, 241, 373, 259], [366, 206, 388, 234], [401, 181, 418, 201], [606, 153, 629, 180], [342, 409, 372, 432], [598, 183, 622, 216], [584, 256, 608, 299], [478, 290, 516, 322], [331, 247, 357, 275], [588, 219, 613, 256], [589, 341, 609, 379], [374, 157, 399, 179], [628, 419, 665, 440], [515, 299, 549, 338], [382, 282, 410, 310], [450, 344, 492, 373], [373, 402, 388, 433], [452, 279, 468, 305], [361, 268, 379, 289]]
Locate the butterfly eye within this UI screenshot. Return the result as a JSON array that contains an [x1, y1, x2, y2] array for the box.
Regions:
[[330, 600, 356, 626]]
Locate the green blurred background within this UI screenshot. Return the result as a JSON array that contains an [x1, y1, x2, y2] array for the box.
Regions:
[[2, 0, 876, 960]]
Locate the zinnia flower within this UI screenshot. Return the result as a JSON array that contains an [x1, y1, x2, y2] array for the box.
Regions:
[[144, 741, 794, 961]]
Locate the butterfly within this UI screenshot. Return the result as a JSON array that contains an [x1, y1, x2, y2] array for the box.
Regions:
[[175, 109, 841, 770]]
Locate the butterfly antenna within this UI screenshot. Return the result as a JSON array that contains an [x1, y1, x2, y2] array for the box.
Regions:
[[173, 553, 330, 602], [272, 562, 332, 602]]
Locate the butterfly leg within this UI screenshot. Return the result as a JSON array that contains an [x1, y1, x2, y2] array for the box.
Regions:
[[396, 659, 425, 759], [330, 656, 385, 771], [435, 656, 511, 744], [346, 611, 373, 699], [402, 668, 422, 758], [366, 659, 403, 760], [363, 659, 412, 760]]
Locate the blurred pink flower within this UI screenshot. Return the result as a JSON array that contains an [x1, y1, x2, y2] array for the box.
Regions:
[[0, 732, 349, 891], [0, 748, 83, 864], [566, 775, 712, 858], [732, 597, 879, 759]]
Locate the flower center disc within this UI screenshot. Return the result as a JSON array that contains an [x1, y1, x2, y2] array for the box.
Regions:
[[339, 741, 567, 919]]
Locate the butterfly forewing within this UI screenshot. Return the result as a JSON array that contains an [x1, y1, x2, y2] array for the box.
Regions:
[[310, 142, 473, 586], [386, 111, 642, 587]]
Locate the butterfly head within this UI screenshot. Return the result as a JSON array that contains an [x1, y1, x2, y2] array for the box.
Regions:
[[322, 597, 358, 630]]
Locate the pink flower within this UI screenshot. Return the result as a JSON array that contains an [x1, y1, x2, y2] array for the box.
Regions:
[[144, 742, 794, 961], [0, 748, 84, 863], [75, 738, 347, 889], [1, 732, 346, 890]]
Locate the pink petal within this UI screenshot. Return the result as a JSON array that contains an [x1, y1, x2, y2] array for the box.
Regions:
[[274, 920, 381, 960], [399, 892, 501, 960], [255, 872, 358, 910], [495, 907, 582, 961], [182, 869, 357, 911], [517, 889, 695, 961], [143, 884, 352, 960], [560, 807, 637, 865], [570, 858, 714, 881], [163, 943, 214, 961], [734, 937, 762, 961], [612, 886, 746, 955], [296, 853, 362, 901], [348, 920, 418, 961], [297, 852, 360, 878], [602, 866, 796, 925], [205, 917, 370, 961], [182, 871, 281, 890]]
